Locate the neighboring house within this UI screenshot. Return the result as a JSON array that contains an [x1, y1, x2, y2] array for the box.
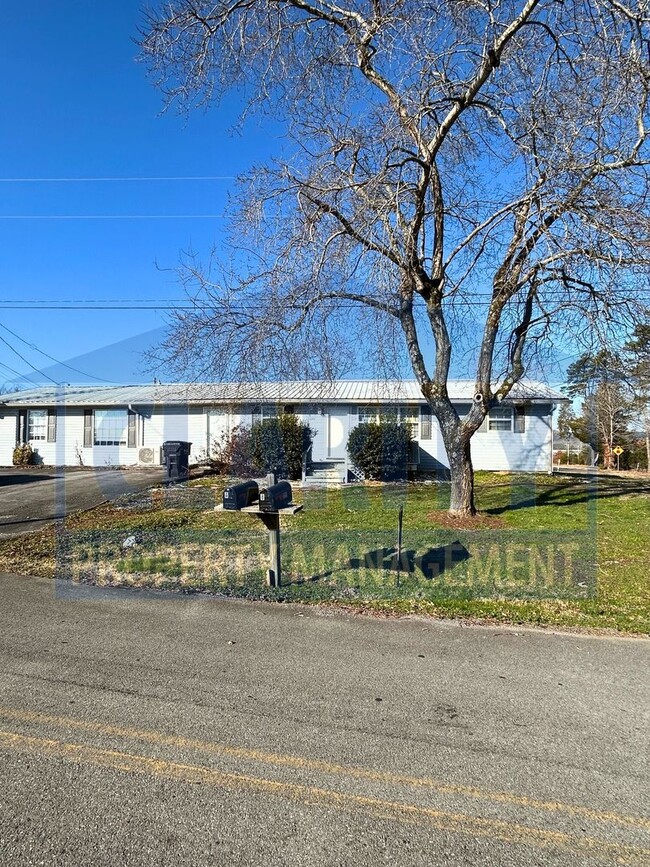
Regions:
[[0, 380, 566, 478]]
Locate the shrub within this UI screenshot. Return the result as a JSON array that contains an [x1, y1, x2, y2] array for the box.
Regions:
[[13, 444, 35, 466], [250, 415, 313, 480], [347, 420, 412, 480], [210, 425, 257, 477]]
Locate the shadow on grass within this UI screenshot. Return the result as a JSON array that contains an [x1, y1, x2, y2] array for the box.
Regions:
[[287, 541, 470, 586], [484, 474, 650, 515]]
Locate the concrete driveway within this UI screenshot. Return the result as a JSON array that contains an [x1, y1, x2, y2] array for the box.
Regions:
[[0, 467, 163, 539]]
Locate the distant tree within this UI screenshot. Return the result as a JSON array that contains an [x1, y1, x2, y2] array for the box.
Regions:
[[624, 319, 650, 472], [140, 0, 650, 514], [566, 351, 632, 469]]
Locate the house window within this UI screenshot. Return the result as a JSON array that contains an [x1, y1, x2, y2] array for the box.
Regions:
[[94, 409, 129, 446], [358, 405, 418, 437], [513, 405, 526, 433], [28, 409, 47, 441], [400, 407, 419, 439], [420, 406, 432, 440], [488, 406, 513, 431], [358, 406, 378, 424], [251, 404, 279, 425]]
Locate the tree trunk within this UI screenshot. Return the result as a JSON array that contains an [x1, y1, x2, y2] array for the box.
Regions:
[[446, 435, 477, 516], [646, 431, 650, 474]]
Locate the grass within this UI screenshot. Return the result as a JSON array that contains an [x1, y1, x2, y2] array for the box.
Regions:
[[1, 472, 648, 634]]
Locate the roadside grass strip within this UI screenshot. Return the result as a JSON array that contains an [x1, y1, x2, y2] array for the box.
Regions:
[[0, 707, 648, 864]]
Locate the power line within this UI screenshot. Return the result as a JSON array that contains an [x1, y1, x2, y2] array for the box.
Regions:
[[0, 176, 236, 182], [0, 360, 41, 385], [0, 334, 59, 385], [0, 323, 116, 384], [0, 214, 224, 220]]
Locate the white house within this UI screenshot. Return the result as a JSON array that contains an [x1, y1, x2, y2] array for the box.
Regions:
[[0, 379, 565, 477]]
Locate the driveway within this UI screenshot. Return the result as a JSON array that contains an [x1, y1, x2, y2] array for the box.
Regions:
[[0, 467, 163, 539]]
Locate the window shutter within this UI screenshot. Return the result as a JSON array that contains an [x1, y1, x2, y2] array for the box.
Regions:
[[18, 411, 27, 444], [127, 410, 137, 447], [47, 410, 57, 443], [420, 406, 432, 440], [83, 410, 93, 447]]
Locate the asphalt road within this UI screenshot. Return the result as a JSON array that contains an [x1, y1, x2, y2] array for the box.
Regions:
[[0, 573, 648, 866], [0, 467, 162, 539]]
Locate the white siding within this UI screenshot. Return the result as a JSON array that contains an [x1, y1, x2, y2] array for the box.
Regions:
[[0, 398, 555, 472], [0, 411, 17, 465], [471, 405, 552, 472], [413, 405, 552, 473]]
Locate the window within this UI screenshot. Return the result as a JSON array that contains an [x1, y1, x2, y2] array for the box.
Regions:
[[358, 405, 418, 437], [420, 406, 432, 440], [251, 404, 279, 425], [488, 406, 513, 432], [513, 405, 526, 433], [94, 410, 128, 446], [28, 409, 47, 441], [358, 405, 379, 424]]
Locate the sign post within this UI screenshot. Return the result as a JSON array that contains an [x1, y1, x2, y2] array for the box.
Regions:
[[613, 446, 624, 471]]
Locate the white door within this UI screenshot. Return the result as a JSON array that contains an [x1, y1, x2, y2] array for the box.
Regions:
[[327, 410, 348, 460], [207, 409, 231, 456]]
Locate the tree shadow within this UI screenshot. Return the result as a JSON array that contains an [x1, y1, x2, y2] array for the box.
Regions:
[[290, 541, 470, 585], [0, 474, 56, 487], [484, 473, 650, 515]]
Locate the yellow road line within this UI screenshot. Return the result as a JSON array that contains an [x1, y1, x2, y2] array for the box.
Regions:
[[0, 705, 645, 832], [0, 728, 648, 865]]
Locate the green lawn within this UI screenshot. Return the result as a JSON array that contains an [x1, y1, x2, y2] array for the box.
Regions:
[[2, 472, 648, 634]]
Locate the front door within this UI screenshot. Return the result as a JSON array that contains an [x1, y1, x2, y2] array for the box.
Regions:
[[327, 410, 348, 460]]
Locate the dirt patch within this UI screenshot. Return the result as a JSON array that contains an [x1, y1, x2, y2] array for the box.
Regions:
[[427, 510, 507, 530]]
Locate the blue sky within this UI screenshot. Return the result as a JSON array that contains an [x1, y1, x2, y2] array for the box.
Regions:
[[0, 2, 276, 388], [0, 3, 577, 392]]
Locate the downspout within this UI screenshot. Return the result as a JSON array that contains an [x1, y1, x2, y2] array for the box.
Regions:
[[550, 403, 555, 474]]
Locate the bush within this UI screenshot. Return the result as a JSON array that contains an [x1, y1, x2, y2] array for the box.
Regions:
[[210, 425, 257, 477], [250, 415, 313, 480], [347, 420, 412, 480], [13, 444, 35, 466]]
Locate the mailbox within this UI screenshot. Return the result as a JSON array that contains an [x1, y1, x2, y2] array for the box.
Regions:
[[259, 481, 292, 512], [223, 480, 259, 511]]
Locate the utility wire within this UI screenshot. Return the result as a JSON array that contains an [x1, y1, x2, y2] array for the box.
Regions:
[[0, 215, 224, 220], [0, 334, 59, 385], [0, 322, 116, 383], [0, 360, 41, 386], [0, 176, 236, 182]]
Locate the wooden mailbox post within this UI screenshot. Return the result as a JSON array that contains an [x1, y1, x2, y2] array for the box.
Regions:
[[218, 473, 303, 588]]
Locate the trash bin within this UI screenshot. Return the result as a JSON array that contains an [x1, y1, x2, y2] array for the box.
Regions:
[[162, 440, 192, 483]]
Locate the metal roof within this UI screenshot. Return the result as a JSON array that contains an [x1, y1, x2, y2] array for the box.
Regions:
[[0, 380, 567, 407]]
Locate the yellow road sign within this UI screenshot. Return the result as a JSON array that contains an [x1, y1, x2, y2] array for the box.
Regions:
[[613, 446, 624, 455]]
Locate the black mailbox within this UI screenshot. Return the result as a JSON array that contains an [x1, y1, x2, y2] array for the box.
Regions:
[[162, 440, 192, 483], [259, 481, 292, 512], [223, 480, 259, 510]]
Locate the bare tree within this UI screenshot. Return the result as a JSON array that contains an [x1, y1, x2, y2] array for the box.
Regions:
[[140, 0, 650, 515], [624, 318, 650, 470]]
